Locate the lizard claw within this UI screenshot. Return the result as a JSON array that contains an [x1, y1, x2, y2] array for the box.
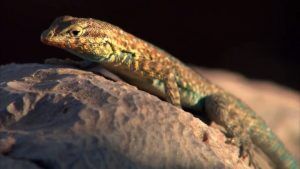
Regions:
[[238, 138, 261, 169], [223, 129, 261, 168]]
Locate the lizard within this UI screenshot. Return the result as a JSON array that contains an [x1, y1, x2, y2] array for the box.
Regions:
[[40, 16, 298, 169]]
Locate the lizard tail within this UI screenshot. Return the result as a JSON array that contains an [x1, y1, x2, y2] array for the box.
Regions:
[[250, 118, 299, 169]]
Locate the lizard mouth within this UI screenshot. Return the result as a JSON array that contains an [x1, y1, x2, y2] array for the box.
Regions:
[[41, 29, 67, 49]]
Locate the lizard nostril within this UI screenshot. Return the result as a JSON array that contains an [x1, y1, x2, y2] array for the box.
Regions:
[[48, 31, 54, 37], [41, 30, 54, 43]]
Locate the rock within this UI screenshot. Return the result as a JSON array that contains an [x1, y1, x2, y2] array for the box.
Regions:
[[0, 64, 252, 169]]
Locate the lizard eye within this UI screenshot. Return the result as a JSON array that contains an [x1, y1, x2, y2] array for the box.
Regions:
[[69, 27, 83, 37]]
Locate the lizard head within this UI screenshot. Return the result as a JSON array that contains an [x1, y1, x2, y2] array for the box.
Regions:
[[41, 16, 124, 63]]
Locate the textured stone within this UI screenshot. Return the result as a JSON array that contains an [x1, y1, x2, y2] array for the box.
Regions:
[[0, 64, 253, 169]]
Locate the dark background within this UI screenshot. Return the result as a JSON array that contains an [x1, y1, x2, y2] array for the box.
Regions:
[[1, 0, 299, 90]]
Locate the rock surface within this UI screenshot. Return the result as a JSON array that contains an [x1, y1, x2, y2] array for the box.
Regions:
[[0, 64, 252, 169], [0, 63, 299, 169]]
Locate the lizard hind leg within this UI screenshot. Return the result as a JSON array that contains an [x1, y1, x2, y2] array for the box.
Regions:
[[204, 94, 260, 168]]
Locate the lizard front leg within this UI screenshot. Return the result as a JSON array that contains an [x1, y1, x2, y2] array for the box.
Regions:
[[204, 94, 260, 168], [164, 71, 181, 107]]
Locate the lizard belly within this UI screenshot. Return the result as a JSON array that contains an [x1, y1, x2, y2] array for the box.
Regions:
[[127, 78, 167, 100], [127, 77, 204, 109], [179, 88, 204, 110]]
